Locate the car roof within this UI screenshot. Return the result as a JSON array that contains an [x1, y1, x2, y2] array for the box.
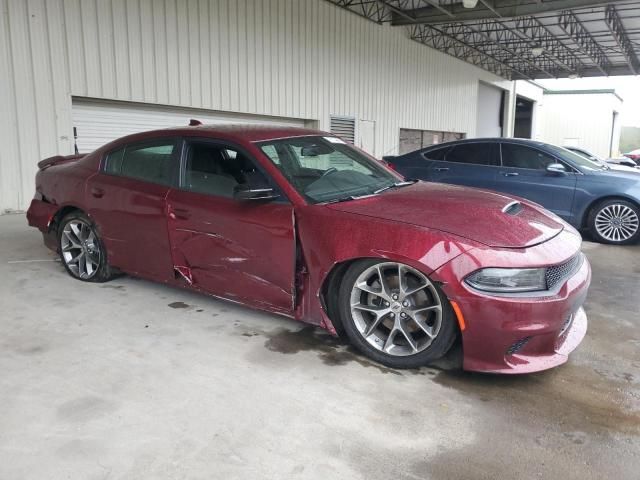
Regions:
[[415, 137, 554, 151], [130, 124, 326, 144]]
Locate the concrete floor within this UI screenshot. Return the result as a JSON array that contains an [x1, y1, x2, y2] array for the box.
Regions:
[[0, 213, 639, 480]]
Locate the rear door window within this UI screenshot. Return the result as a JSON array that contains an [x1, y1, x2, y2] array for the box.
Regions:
[[445, 143, 499, 166], [105, 141, 177, 186]]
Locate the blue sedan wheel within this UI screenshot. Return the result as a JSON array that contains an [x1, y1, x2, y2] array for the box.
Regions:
[[589, 199, 640, 245]]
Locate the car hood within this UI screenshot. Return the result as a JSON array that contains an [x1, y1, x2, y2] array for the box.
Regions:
[[578, 167, 640, 185], [591, 167, 640, 180], [608, 164, 640, 173], [326, 182, 565, 248]]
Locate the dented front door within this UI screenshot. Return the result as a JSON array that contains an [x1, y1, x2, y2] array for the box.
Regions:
[[165, 189, 296, 315]]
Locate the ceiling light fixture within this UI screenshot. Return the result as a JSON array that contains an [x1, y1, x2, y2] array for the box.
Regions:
[[462, 0, 479, 8], [531, 46, 543, 57]]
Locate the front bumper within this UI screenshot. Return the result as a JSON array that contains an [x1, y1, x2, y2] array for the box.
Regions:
[[435, 231, 591, 374]]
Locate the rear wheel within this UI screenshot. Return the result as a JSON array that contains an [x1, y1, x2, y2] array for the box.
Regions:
[[588, 199, 640, 245], [58, 212, 113, 282], [338, 259, 457, 369]]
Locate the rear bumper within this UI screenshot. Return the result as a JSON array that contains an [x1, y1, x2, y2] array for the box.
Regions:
[[26, 199, 58, 251], [26, 199, 56, 230], [435, 232, 591, 374]]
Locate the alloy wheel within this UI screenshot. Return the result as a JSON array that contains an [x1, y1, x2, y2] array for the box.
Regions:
[[594, 204, 639, 242], [349, 262, 442, 357], [60, 220, 101, 279]]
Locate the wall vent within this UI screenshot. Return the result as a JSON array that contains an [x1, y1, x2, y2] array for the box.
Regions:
[[330, 116, 355, 144]]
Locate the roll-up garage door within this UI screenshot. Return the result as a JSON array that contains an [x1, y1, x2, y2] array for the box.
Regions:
[[72, 98, 308, 153]]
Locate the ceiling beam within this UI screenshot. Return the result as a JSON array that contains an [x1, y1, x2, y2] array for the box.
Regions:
[[328, 0, 393, 23], [511, 64, 638, 79], [409, 23, 533, 79], [391, 0, 615, 25], [604, 4, 640, 74], [558, 10, 610, 75], [468, 19, 558, 77], [478, 0, 503, 18], [512, 16, 586, 74]]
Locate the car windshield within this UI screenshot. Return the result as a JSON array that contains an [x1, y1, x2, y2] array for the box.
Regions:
[[569, 147, 604, 162], [546, 144, 604, 171], [258, 136, 401, 203]]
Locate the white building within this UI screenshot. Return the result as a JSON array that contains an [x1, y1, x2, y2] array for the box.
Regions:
[[0, 0, 520, 213], [535, 89, 623, 159], [0, 0, 626, 213]]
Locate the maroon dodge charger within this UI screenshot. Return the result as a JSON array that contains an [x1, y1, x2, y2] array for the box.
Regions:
[[27, 125, 591, 373]]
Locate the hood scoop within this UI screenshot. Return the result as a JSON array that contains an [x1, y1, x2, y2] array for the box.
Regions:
[[502, 201, 523, 216]]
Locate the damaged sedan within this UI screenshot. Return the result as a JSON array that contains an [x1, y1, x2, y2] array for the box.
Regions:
[[27, 125, 591, 373]]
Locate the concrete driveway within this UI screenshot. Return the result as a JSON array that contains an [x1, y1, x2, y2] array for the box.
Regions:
[[0, 213, 638, 480]]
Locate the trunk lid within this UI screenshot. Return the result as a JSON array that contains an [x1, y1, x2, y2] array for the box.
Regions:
[[38, 153, 86, 171]]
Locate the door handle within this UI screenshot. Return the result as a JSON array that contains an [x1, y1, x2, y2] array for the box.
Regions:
[[502, 172, 519, 177], [435, 167, 450, 172], [90, 187, 105, 198], [169, 208, 191, 220]]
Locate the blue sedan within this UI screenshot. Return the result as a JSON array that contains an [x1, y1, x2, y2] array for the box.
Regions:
[[391, 138, 640, 245]]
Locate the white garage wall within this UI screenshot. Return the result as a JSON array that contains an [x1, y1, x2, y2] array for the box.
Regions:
[[536, 91, 623, 158], [0, 0, 507, 212]]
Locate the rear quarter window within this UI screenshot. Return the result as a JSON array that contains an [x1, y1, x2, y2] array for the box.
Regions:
[[105, 147, 125, 174], [445, 143, 499, 166]]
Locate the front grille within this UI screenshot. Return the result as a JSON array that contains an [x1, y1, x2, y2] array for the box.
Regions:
[[545, 254, 582, 290], [506, 336, 531, 355]]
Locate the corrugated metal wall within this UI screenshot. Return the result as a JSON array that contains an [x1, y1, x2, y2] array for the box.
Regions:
[[0, 0, 506, 212]]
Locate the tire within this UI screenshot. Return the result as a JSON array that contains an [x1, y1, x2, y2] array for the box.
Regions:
[[58, 211, 114, 282], [587, 199, 640, 245], [337, 259, 457, 369]]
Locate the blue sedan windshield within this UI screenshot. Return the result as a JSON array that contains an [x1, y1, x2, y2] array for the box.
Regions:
[[546, 145, 604, 171]]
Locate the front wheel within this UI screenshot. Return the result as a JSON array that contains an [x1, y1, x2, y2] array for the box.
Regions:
[[338, 259, 457, 369], [58, 212, 114, 282], [588, 199, 640, 245]]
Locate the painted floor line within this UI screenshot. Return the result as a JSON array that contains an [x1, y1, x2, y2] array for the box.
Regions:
[[7, 259, 57, 264]]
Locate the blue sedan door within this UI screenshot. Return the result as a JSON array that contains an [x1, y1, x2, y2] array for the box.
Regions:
[[496, 142, 577, 220], [399, 142, 500, 189]]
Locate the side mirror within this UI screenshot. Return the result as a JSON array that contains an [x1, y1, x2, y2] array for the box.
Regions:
[[546, 163, 567, 175], [233, 184, 279, 201]]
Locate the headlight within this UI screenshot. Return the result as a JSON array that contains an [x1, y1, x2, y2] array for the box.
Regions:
[[465, 268, 546, 293]]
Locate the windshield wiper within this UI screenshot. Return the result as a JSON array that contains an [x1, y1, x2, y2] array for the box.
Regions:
[[322, 180, 417, 204], [322, 192, 379, 204], [373, 179, 417, 194]]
